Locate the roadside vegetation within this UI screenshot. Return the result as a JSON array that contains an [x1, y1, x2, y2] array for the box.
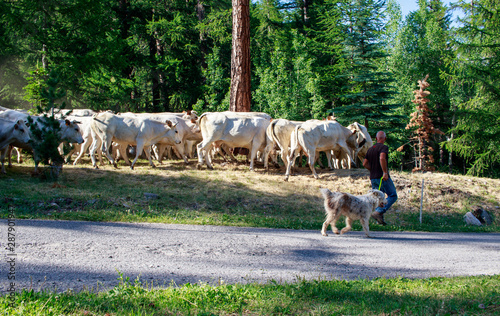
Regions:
[[1, 157, 499, 233], [1, 158, 499, 315], [1, 274, 498, 315]]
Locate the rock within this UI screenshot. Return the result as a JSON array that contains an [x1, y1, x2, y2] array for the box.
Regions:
[[464, 212, 482, 226], [473, 208, 493, 225], [144, 193, 160, 200]]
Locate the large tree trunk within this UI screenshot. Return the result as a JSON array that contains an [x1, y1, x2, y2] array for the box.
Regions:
[[230, 0, 251, 112]]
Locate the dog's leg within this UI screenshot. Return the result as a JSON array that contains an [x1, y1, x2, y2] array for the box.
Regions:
[[340, 217, 354, 235], [321, 213, 334, 236], [322, 212, 340, 236], [360, 217, 372, 238]]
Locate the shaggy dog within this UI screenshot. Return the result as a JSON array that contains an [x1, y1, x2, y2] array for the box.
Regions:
[[320, 188, 387, 238]]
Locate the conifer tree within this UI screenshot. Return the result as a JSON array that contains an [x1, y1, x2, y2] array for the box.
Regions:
[[406, 75, 443, 172], [334, 0, 396, 130]]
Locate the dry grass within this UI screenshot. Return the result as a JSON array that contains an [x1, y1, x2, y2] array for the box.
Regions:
[[1, 155, 499, 232]]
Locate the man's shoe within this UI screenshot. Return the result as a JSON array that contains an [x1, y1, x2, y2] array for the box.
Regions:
[[371, 212, 387, 226]]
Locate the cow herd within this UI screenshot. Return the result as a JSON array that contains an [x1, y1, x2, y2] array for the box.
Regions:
[[0, 107, 372, 180]]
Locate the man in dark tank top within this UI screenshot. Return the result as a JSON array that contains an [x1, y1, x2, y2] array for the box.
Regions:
[[363, 131, 398, 225]]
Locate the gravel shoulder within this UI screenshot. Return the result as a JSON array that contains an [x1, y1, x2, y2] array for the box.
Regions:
[[1, 219, 499, 293]]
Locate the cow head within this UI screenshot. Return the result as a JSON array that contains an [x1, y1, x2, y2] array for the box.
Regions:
[[165, 120, 182, 144], [13, 120, 31, 144], [61, 120, 84, 144]]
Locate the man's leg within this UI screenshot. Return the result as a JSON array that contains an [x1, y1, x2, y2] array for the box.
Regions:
[[379, 177, 398, 214]]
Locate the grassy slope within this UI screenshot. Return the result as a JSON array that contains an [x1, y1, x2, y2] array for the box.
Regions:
[[1, 157, 499, 232]]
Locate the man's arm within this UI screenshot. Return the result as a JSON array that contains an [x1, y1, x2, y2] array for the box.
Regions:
[[380, 152, 388, 180], [362, 158, 370, 170]]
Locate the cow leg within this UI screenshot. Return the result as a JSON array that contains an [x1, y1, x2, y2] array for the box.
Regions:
[[89, 137, 99, 168], [144, 145, 156, 168], [74, 137, 91, 165], [307, 150, 319, 179], [1, 147, 8, 174], [117, 144, 132, 166], [325, 151, 334, 170], [338, 142, 357, 168], [197, 140, 214, 170], [101, 136, 116, 168], [284, 148, 300, 181], [7, 146, 14, 168], [174, 143, 189, 164]]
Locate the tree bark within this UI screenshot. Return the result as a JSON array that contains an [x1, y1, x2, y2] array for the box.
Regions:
[[230, 0, 251, 112]]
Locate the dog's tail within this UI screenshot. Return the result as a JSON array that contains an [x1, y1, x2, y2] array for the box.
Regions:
[[320, 188, 332, 200]]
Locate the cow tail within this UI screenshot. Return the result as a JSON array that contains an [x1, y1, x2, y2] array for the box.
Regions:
[[270, 120, 283, 150]]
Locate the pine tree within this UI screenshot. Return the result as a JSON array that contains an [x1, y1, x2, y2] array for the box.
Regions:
[[444, 0, 500, 176], [334, 0, 396, 130]]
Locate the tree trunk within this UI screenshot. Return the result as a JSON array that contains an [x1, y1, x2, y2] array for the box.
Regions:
[[230, 0, 251, 112]]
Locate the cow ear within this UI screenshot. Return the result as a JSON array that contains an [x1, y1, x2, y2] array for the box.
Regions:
[[191, 118, 196, 124], [65, 119, 71, 126], [14, 123, 19, 130], [351, 130, 356, 135], [186, 110, 191, 114], [165, 120, 172, 128]]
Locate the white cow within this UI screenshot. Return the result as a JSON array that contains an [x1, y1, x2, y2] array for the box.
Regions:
[[119, 113, 202, 164], [264, 118, 302, 170], [0, 110, 84, 172], [62, 115, 107, 166], [196, 111, 271, 170], [0, 118, 30, 173], [348, 122, 372, 163], [284, 120, 360, 180], [89, 112, 181, 169]]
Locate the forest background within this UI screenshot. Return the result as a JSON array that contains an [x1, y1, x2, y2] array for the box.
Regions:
[[0, 0, 498, 178]]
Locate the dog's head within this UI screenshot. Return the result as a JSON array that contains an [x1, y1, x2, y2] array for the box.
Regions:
[[369, 189, 387, 207]]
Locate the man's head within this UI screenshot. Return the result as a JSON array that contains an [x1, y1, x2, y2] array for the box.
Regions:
[[376, 131, 386, 144]]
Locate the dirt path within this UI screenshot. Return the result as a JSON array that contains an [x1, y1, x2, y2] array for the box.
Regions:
[[1, 219, 499, 293]]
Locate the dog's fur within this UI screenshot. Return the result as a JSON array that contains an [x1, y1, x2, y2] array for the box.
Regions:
[[320, 188, 387, 238]]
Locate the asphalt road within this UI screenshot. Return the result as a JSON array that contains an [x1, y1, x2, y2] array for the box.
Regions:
[[1, 219, 499, 293]]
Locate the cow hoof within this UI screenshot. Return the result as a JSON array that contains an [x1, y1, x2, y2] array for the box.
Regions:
[[283, 176, 289, 182], [130, 166, 134, 170], [94, 165, 99, 170], [197, 164, 202, 170], [113, 163, 118, 168]]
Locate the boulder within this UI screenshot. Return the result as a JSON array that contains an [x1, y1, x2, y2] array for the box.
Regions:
[[464, 212, 482, 226]]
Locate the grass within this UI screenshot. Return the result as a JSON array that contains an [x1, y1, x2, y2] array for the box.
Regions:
[[1, 274, 499, 315], [1, 157, 499, 233], [1, 157, 499, 315]]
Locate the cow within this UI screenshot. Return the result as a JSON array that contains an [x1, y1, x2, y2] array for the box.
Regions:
[[348, 122, 372, 164], [0, 118, 30, 173], [284, 120, 361, 181], [89, 112, 181, 169], [119, 112, 202, 164], [61, 115, 107, 166], [0, 110, 84, 172], [196, 111, 271, 170], [264, 118, 302, 170]]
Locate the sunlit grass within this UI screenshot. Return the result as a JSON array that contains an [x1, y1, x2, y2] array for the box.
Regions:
[[0, 157, 498, 232], [1, 274, 498, 315]]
